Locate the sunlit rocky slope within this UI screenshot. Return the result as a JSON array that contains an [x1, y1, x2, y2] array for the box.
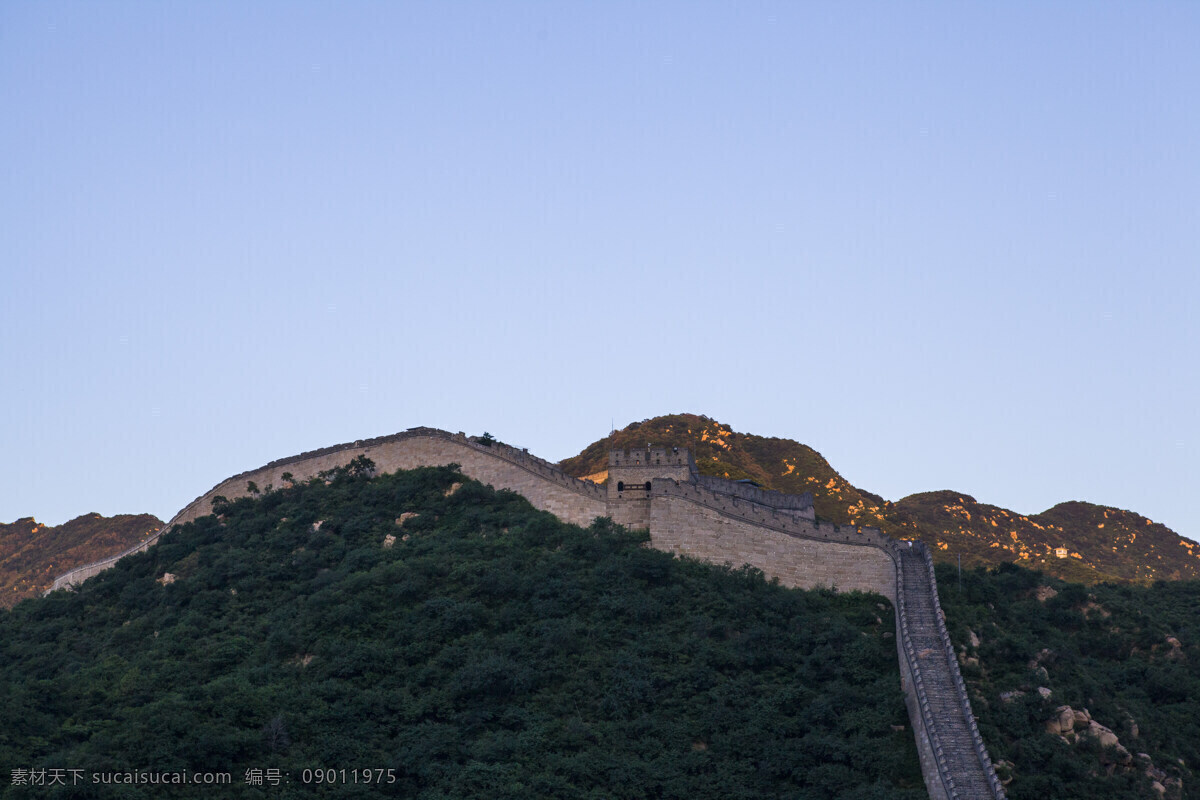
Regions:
[[0, 513, 162, 607], [560, 414, 1199, 585]]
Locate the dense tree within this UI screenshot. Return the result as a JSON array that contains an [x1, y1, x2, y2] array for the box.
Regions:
[[939, 562, 1200, 799], [0, 466, 922, 799]]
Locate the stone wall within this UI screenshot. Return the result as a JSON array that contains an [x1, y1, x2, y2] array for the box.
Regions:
[[197, 428, 607, 528], [608, 447, 696, 525], [50, 429, 607, 592], [647, 488, 896, 597], [50, 429, 882, 596], [896, 629, 950, 800], [44, 426, 1004, 800], [693, 474, 816, 518]]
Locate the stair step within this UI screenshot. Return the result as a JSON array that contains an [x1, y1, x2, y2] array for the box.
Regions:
[[898, 547, 1003, 798]]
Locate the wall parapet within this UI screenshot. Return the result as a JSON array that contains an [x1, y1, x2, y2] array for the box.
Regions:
[[692, 473, 815, 514], [49, 428, 604, 593], [467, 434, 607, 503], [47, 535, 161, 592], [651, 479, 884, 550]]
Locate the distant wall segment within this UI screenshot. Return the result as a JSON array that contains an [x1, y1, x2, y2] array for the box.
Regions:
[[49, 429, 606, 592], [175, 427, 607, 530]]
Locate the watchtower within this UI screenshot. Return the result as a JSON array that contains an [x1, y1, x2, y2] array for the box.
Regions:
[[607, 446, 695, 527]]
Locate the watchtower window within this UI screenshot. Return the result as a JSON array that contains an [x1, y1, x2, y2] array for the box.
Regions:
[[644, 481, 652, 491], [617, 481, 624, 492]]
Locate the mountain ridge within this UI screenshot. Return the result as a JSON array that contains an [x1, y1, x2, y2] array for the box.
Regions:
[[0, 512, 162, 607], [11, 414, 1195, 596], [559, 413, 1199, 585]]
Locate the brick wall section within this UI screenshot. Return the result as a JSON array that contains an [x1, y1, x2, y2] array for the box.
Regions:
[[607, 448, 694, 530], [647, 490, 896, 596], [693, 474, 815, 518], [49, 429, 607, 591]]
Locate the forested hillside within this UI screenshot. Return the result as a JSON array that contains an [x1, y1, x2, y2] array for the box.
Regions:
[[1, 463, 923, 799], [938, 563, 1200, 799]]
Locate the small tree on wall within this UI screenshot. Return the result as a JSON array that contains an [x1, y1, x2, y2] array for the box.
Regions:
[[346, 455, 376, 478]]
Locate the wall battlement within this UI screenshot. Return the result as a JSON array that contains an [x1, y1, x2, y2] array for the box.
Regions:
[[652, 479, 872, 543], [604, 447, 815, 525], [693, 473, 816, 517], [45, 426, 1003, 799], [608, 447, 693, 467]]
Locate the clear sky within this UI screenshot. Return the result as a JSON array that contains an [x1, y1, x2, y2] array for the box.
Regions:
[[3, 3, 1198, 541]]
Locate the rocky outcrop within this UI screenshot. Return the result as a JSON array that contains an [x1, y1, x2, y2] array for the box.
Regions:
[[1043, 705, 1130, 763], [1044, 706, 1183, 794]]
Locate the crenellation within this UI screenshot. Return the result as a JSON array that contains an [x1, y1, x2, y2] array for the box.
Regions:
[[694, 473, 815, 518], [608, 447, 692, 468]]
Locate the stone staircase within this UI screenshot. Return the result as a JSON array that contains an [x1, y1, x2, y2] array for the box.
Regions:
[[897, 543, 1006, 799]]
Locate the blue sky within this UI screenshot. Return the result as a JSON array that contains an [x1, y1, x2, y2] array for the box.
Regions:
[[3, 2, 1198, 542]]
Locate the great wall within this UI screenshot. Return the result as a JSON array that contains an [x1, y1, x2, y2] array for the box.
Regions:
[[48, 427, 1006, 799]]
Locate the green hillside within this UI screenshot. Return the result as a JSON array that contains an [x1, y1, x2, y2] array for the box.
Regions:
[[0, 463, 923, 799], [560, 414, 1200, 585], [938, 563, 1199, 799]]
